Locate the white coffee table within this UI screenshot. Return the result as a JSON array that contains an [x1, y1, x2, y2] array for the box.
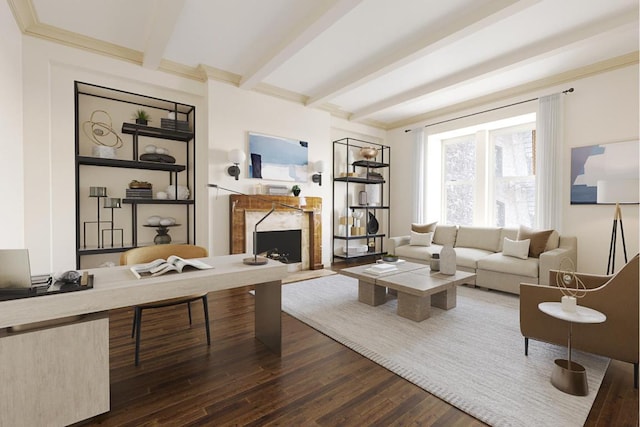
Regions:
[[538, 302, 606, 396], [340, 262, 476, 321]]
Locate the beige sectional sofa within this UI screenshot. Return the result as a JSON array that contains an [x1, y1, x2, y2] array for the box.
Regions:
[[388, 225, 577, 295]]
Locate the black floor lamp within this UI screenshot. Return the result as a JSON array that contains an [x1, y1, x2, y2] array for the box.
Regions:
[[598, 179, 639, 274]]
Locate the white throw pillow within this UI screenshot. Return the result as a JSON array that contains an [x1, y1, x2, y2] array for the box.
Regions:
[[502, 237, 530, 260], [410, 231, 433, 246]]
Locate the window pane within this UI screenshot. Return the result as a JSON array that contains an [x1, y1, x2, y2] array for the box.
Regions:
[[492, 127, 535, 227], [446, 183, 474, 225], [444, 138, 475, 181], [494, 178, 535, 227], [444, 136, 476, 225]]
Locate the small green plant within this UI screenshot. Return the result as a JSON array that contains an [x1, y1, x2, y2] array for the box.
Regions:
[[292, 185, 301, 196], [133, 109, 151, 123]]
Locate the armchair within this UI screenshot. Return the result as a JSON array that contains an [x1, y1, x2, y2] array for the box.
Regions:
[[520, 254, 639, 387]]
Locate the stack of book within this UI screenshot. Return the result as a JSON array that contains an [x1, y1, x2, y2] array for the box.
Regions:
[[125, 188, 153, 199], [364, 263, 398, 275], [160, 118, 190, 132], [265, 185, 290, 195]]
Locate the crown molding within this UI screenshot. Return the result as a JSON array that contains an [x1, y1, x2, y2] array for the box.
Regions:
[[387, 51, 640, 131]]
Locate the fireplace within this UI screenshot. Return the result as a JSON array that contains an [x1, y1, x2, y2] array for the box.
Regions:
[[229, 195, 323, 270], [256, 229, 302, 263]]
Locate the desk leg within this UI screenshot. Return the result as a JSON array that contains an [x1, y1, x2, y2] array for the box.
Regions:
[[254, 280, 281, 355]]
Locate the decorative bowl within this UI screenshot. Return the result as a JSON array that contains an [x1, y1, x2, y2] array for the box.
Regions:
[[359, 147, 378, 159], [382, 254, 399, 262]]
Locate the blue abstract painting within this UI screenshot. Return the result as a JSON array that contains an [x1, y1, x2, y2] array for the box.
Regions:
[[570, 140, 639, 204], [248, 132, 308, 182]]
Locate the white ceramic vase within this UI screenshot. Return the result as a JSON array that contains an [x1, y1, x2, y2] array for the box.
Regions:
[[440, 244, 456, 275]]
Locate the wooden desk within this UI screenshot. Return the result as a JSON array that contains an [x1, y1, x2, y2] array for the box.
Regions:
[[0, 254, 287, 427]]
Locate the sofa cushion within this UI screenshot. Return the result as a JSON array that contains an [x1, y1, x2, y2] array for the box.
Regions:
[[454, 247, 495, 270], [455, 226, 502, 252], [545, 230, 560, 251], [503, 237, 530, 260], [411, 222, 437, 233], [517, 226, 553, 258], [410, 231, 433, 246], [433, 225, 457, 246], [477, 252, 539, 278]]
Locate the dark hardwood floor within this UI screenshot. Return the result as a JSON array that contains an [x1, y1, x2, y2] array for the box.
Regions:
[[81, 281, 638, 426]]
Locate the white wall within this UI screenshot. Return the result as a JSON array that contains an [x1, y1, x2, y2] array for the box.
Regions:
[[21, 36, 207, 273], [563, 65, 639, 273], [0, 2, 24, 247], [14, 30, 385, 272], [387, 64, 639, 274], [207, 81, 387, 267]]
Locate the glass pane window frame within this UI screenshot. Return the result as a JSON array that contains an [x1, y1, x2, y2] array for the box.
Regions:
[[442, 134, 477, 226], [489, 122, 536, 227]]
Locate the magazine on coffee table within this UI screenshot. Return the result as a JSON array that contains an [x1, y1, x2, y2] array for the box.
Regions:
[[130, 255, 213, 279]]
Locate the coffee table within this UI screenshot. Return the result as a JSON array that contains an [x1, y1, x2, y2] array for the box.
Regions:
[[340, 262, 476, 321]]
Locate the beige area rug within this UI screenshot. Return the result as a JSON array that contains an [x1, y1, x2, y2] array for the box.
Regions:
[[281, 274, 609, 427]]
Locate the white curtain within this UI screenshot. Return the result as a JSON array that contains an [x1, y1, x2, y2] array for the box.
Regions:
[[411, 128, 427, 223], [535, 93, 563, 231]]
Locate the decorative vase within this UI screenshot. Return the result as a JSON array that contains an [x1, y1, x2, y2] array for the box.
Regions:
[[439, 244, 456, 275], [293, 188, 301, 196], [366, 212, 379, 234]]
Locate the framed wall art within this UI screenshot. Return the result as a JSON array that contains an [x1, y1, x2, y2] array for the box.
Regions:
[[248, 132, 309, 182], [570, 140, 639, 204]]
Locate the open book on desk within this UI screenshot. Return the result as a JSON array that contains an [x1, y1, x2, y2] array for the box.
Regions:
[[130, 255, 213, 279]]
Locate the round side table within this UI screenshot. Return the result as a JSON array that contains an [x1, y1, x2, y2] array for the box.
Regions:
[[538, 302, 606, 396]]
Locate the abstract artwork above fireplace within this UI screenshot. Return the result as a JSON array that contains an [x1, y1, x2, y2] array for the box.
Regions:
[[248, 132, 309, 182]]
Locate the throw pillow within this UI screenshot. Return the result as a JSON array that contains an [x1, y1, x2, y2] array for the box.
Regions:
[[411, 221, 437, 233], [517, 225, 553, 258], [410, 231, 433, 246], [502, 237, 530, 260]]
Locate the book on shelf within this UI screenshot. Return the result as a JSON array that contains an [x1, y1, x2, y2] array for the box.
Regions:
[[130, 255, 213, 279], [364, 263, 398, 275]]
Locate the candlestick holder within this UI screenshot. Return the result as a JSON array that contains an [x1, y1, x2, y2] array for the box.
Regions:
[[101, 197, 124, 248]]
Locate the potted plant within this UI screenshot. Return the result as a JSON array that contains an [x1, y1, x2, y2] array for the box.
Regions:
[[133, 109, 151, 125], [382, 252, 399, 262], [292, 185, 301, 196]]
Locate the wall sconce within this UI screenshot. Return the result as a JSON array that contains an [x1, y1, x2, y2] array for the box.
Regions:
[[227, 149, 246, 180], [311, 160, 326, 186]]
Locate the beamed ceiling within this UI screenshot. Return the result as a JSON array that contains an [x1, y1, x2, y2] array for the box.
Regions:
[[8, 0, 639, 129]]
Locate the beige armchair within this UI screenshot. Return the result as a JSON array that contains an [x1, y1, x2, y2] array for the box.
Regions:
[[520, 254, 639, 387]]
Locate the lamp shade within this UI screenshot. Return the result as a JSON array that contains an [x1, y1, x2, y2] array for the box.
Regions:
[[313, 160, 326, 173], [597, 179, 640, 204], [228, 149, 246, 164]]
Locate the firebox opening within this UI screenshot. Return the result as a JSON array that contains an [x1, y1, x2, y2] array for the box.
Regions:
[[256, 229, 302, 264]]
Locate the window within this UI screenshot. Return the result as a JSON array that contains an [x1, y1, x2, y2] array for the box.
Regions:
[[443, 135, 476, 225], [432, 114, 536, 227], [491, 125, 535, 227]]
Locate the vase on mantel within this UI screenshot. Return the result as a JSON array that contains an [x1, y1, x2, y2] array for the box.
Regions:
[[439, 244, 456, 275]]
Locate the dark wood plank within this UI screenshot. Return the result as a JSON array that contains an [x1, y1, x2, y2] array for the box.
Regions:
[[77, 278, 638, 427]]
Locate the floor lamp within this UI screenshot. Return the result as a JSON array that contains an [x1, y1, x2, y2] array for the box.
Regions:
[[597, 179, 639, 274]]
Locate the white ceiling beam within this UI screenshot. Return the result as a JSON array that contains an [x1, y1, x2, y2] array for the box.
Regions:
[[306, 0, 541, 108], [350, 9, 638, 121], [142, 0, 186, 70], [239, 0, 364, 90]]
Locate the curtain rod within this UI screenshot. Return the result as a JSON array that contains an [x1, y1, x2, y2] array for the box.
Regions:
[[404, 88, 574, 133]]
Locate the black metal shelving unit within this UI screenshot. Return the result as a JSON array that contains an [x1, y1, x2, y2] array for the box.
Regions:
[[332, 138, 391, 263], [74, 81, 196, 268]]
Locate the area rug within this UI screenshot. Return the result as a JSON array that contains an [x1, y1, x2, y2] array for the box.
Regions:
[[281, 274, 609, 427]]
